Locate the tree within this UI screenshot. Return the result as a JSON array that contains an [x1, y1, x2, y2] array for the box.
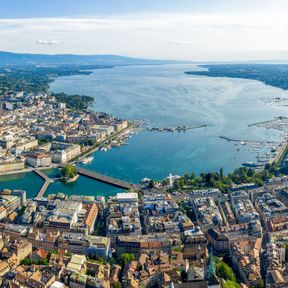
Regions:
[[148, 180, 155, 189], [118, 253, 136, 267], [113, 283, 122, 288], [108, 257, 116, 265], [216, 261, 236, 282], [254, 177, 264, 187], [179, 178, 185, 188], [173, 180, 180, 189], [251, 279, 264, 288], [87, 139, 94, 146], [223, 280, 241, 288], [162, 179, 168, 186], [247, 168, 254, 177], [61, 164, 77, 179], [220, 167, 224, 179]]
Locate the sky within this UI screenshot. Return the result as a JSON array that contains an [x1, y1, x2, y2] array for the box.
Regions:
[[0, 0, 288, 61]]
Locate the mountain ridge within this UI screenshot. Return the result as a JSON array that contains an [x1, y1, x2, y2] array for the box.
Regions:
[[0, 51, 174, 66]]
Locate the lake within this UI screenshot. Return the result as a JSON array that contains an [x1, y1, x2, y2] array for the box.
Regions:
[[1, 64, 288, 197]]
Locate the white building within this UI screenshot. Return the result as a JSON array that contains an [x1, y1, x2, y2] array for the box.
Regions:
[[117, 192, 138, 204], [26, 152, 51, 167]]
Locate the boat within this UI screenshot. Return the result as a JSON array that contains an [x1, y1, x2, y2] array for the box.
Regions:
[[242, 162, 264, 168], [82, 156, 94, 164]]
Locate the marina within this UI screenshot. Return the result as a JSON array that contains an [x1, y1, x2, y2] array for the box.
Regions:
[[220, 135, 288, 167]]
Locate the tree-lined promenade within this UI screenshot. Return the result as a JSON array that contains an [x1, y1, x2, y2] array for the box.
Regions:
[[166, 163, 280, 192]]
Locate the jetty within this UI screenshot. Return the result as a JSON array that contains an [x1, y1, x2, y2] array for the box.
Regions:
[[148, 125, 208, 133], [220, 136, 279, 144], [248, 116, 288, 127], [34, 169, 54, 198]]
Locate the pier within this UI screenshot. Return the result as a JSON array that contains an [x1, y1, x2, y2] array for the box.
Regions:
[[74, 166, 140, 190], [34, 169, 54, 198], [148, 125, 208, 133], [220, 136, 279, 144]]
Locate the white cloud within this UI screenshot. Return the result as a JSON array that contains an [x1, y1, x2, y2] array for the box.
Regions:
[[36, 39, 61, 45], [0, 12, 287, 61]]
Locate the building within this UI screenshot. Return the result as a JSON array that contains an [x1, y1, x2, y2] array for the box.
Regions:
[[87, 236, 111, 259], [0, 206, 7, 220], [183, 228, 208, 260], [0, 159, 25, 173], [117, 192, 138, 204], [69, 273, 88, 288], [232, 198, 260, 224], [11, 239, 33, 263], [106, 192, 141, 246], [0, 195, 21, 214], [116, 234, 172, 258], [67, 254, 86, 272], [50, 142, 80, 163], [58, 232, 111, 259], [230, 238, 262, 287], [84, 202, 98, 234], [0, 135, 14, 149], [26, 152, 51, 167], [207, 228, 229, 252], [191, 197, 223, 229], [47, 200, 82, 229], [0, 261, 9, 276], [266, 242, 288, 287], [11, 190, 27, 207], [15, 137, 38, 151], [255, 193, 288, 226]]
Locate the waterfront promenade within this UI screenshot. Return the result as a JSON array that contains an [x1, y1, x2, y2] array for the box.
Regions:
[[271, 140, 288, 165]]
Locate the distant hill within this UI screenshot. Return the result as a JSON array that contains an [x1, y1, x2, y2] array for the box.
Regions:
[[0, 51, 171, 66]]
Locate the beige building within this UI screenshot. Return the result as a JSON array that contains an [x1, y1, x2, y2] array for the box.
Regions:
[[0, 206, 7, 220], [15, 138, 38, 151], [14, 239, 33, 263], [50, 142, 81, 163], [26, 152, 51, 167], [0, 195, 21, 214], [0, 261, 9, 276], [0, 160, 25, 173]]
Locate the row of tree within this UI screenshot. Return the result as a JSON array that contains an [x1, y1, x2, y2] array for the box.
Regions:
[[172, 163, 279, 192]]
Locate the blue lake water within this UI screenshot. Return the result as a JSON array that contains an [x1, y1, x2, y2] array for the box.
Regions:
[[1, 64, 288, 198], [50, 64, 288, 181], [0, 172, 44, 199]]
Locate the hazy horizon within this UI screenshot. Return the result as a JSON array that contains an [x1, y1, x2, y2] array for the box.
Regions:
[[1, 0, 288, 62]]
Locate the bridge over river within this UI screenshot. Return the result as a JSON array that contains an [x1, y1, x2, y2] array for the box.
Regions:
[[34, 169, 54, 198], [75, 167, 140, 190], [34, 165, 140, 199]]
